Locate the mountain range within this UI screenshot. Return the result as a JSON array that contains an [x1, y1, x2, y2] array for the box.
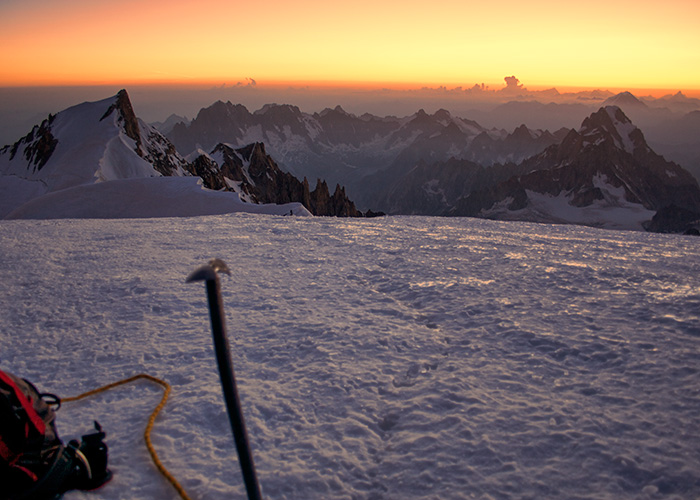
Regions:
[[2, 89, 699, 233], [166, 102, 570, 208], [0, 90, 366, 219]]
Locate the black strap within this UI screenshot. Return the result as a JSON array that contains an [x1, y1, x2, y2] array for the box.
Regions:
[[12, 446, 73, 500]]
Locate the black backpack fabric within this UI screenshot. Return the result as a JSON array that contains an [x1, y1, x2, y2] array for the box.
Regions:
[[0, 370, 110, 500]]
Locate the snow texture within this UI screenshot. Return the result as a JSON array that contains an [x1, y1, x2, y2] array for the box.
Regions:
[[1, 214, 699, 500], [4, 177, 310, 219]]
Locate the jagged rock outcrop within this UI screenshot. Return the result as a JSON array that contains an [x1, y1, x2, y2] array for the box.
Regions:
[[305, 180, 361, 216], [189, 153, 228, 191], [4, 114, 58, 172], [191, 142, 371, 217], [101, 89, 141, 147]]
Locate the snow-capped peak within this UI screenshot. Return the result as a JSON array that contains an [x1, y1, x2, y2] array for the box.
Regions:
[[0, 90, 205, 218], [1, 90, 157, 189]]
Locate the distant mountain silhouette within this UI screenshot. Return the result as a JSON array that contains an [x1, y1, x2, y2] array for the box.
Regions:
[[602, 91, 648, 110]]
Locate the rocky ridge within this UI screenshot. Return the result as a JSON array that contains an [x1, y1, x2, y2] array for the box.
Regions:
[[191, 142, 368, 217], [166, 101, 566, 206]]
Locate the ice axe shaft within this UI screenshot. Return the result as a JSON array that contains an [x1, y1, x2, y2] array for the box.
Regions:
[[187, 259, 262, 500]]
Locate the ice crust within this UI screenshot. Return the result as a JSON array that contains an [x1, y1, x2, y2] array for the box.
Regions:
[[0, 214, 699, 499]]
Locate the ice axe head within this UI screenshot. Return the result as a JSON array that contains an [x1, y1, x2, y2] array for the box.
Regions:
[[186, 258, 231, 283]]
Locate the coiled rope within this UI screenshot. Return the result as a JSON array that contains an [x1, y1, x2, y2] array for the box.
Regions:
[[63, 374, 191, 500]]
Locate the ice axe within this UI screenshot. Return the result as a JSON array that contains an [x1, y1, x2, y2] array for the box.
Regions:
[[187, 258, 262, 500]]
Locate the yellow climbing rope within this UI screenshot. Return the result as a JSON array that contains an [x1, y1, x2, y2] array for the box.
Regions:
[[63, 374, 191, 500]]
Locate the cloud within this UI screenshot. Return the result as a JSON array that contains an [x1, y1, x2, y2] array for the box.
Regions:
[[237, 78, 257, 87], [503, 75, 524, 90]]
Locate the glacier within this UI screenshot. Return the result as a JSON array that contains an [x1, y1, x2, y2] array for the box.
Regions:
[[0, 214, 698, 499]]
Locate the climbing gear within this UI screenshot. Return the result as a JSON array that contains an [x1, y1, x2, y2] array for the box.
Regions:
[[188, 258, 263, 500], [62, 374, 191, 500], [0, 370, 111, 500], [2, 258, 255, 500]]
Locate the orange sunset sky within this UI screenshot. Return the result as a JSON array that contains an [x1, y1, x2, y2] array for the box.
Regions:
[[1, 0, 699, 94]]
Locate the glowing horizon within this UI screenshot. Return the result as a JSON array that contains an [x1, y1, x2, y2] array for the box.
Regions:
[[1, 0, 699, 95]]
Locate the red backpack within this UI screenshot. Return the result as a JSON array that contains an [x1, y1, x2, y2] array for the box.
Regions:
[[0, 370, 111, 500]]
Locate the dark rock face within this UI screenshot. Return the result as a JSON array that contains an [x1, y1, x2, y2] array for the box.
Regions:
[[644, 205, 700, 234], [141, 129, 190, 177], [101, 89, 142, 152], [191, 142, 371, 217], [308, 180, 361, 217], [23, 119, 58, 172], [238, 142, 308, 206], [189, 154, 228, 191], [4, 114, 58, 172]]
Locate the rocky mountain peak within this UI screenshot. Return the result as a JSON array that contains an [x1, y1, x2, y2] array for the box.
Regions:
[[411, 109, 431, 122], [199, 101, 249, 124], [100, 89, 141, 147], [332, 105, 351, 116], [577, 106, 647, 155], [317, 105, 355, 119], [510, 124, 535, 140], [453, 105, 700, 232], [433, 108, 453, 124]]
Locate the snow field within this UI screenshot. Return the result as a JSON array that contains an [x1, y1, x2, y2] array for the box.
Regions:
[[0, 215, 699, 499]]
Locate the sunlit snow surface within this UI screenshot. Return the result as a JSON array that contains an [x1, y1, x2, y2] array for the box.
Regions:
[[1, 215, 699, 500]]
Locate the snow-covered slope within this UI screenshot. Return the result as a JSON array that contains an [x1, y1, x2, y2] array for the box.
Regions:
[[4, 177, 310, 219], [1, 214, 698, 499], [0, 91, 308, 219]]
